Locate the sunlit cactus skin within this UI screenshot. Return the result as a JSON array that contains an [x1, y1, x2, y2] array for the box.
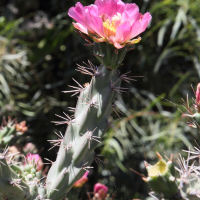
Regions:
[[46, 61, 123, 199]]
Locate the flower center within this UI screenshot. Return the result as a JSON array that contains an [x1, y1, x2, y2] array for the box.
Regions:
[[102, 13, 121, 38], [103, 19, 116, 37]]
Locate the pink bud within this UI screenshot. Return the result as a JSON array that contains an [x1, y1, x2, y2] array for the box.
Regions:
[[73, 171, 89, 187], [26, 153, 43, 171], [94, 183, 108, 200]]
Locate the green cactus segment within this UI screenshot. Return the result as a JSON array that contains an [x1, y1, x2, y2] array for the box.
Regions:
[[0, 159, 31, 199], [93, 42, 127, 69], [46, 64, 122, 199], [146, 159, 179, 199], [180, 174, 200, 200], [0, 157, 45, 200]]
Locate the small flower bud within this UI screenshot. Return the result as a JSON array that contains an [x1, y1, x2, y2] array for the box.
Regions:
[[26, 153, 43, 171], [94, 183, 108, 200]]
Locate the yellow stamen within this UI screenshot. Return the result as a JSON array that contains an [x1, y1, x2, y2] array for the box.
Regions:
[[103, 19, 116, 37], [102, 13, 121, 38]]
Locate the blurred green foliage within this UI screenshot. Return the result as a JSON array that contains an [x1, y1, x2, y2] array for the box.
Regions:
[[0, 0, 200, 199]]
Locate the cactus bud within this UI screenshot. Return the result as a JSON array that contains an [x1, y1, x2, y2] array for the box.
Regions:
[[94, 183, 108, 200]]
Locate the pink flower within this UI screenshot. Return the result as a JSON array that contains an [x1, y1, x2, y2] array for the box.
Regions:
[[26, 153, 43, 171], [73, 171, 89, 187], [94, 183, 108, 200], [68, 0, 151, 49]]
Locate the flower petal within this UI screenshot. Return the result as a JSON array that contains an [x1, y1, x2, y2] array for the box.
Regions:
[[73, 22, 88, 35], [108, 36, 125, 49], [128, 12, 152, 40], [115, 21, 131, 43], [95, 0, 125, 17], [68, 2, 87, 28], [121, 3, 139, 24], [84, 5, 105, 37]]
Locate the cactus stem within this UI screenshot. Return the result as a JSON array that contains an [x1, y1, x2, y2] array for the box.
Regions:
[[81, 162, 94, 172], [156, 152, 163, 160], [81, 128, 101, 149]]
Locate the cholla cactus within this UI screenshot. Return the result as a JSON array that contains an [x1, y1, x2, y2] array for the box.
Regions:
[[0, 0, 152, 200]]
